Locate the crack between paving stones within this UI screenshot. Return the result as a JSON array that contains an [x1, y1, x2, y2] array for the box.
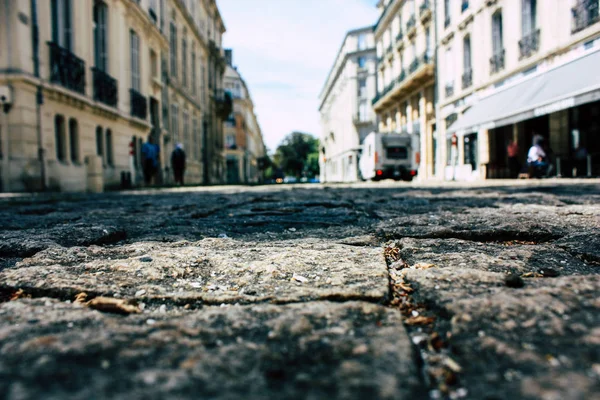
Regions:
[[0, 284, 390, 310]]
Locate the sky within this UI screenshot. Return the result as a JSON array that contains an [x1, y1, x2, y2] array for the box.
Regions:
[[217, 0, 379, 152]]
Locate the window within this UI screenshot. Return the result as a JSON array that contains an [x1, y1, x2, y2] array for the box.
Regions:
[[170, 22, 177, 78], [357, 56, 366, 69], [425, 27, 431, 57], [183, 111, 190, 154], [463, 36, 471, 70], [200, 61, 206, 105], [359, 100, 368, 122], [521, 0, 537, 35], [159, 0, 165, 32], [51, 0, 72, 50], [445, 46, 454, 84], [171, 104, 179, 142], [444, 0, 451, 27], [54, 115, 66, 162], [149, 0, 157, 23], [193, 117, 199, 160], [226, 134, 236, 149], [105, 129, 113, 166], [357, 33, 367, 50], [150, 49, 158, 79], [182, 38, 188, 86], [69, 118, 79, 163], [358, 78, 367, 98], [191, 47, 197, 95], [93, 1, 108, 71], [130, 30, 140, 91], [492, 11, 504, 55], [96, 126, 104, 158]]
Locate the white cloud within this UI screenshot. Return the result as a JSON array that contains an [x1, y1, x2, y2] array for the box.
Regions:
[[218, 0, 378, 152]]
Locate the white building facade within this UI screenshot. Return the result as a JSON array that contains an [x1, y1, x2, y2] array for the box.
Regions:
[[319, 26, 377, 183], [436, 0, 600, 181]]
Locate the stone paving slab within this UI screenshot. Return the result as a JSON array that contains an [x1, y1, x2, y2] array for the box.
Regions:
[[0, 299, 423, 400], [377, 204, 599, 242], [0, 239, 389, 305], [398, 247, 600, 400], [394, 237, 599, 276]]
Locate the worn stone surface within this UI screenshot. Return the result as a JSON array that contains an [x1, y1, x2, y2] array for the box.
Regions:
[[0, 299, 423, 400], [1, 180, 599, 399], [1, 239, 389, 304]]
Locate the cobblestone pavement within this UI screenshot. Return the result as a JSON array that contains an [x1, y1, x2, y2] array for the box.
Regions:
[[1, 180, 599, 400]]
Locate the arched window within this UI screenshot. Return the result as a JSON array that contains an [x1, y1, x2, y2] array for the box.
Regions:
[[54, 115, 66, 162], [69, 118, 79, 163], [96, 126, 104, 159], [105, 129, 113, 166]]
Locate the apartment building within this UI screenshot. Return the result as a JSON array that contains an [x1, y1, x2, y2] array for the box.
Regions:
[[223, 50, 266, 184], [0, 0, 228, 192], [319, 26, 377, 183], [372, 0, 436, 180], [437, 0, 600, 180]]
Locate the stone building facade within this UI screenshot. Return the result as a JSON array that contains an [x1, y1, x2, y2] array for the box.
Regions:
[[372, 0, 436, 180], [223, 50, 265, 185], [0, 0, 228, 192], [437, 0, 600, 180], [319, 26, 377, 183]]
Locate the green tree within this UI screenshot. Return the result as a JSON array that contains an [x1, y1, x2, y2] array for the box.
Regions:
[[275, 132, 320, 178]]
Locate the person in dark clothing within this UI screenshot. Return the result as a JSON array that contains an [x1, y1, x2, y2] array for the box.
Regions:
[[171, 143, 186, 185], [141, 137, 160, 185], [506, 139, 520, 178]]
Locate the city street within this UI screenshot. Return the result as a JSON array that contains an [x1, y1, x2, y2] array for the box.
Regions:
[[0, 180, 599, 399]]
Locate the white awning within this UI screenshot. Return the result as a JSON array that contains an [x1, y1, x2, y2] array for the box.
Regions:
[[448, 49, 600, 135]]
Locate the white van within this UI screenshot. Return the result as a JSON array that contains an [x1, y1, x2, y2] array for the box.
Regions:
[[359, 132, 417, 181]]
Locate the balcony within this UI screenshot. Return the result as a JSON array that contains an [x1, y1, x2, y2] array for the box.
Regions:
[[130, 89, 147, 120], [462, 68, 473, 89], [386, 44, 393, 54], [406, 15, 416, 36], [461, 0, 469, 12], [444, 15, 451, 28], [519, 29, 541, 60], [92, 68, 118, 108], [396, 31, 404, 42], [490, 49, 505, 75], [372, 55, 433, 111], [48, 42, 86, 95], [419, 0, 432, 22], [445, 82, 454, 98], [409, 53, 431, 74], [572, 0, 599, 33], [353, 113, 372, 126], [214, 89, 233, 119]]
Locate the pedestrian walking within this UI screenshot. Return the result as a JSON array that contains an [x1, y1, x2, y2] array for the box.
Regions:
[[506, 139, 520, 178], [141, 137, 160, 185], [171, 143, 186, 185]]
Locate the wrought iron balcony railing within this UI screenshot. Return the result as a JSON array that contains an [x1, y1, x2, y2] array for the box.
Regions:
[[444, 15, 451, 28], [386, 44, 393, 54], [519, 29, 541, 60], [420, 0, 431, 17], [490, 49, 505, 75], [372, 92, 382, 105], [397, 69, 407, 84], [462, 68, 473, 89], [461, 0, 469, 12], [406, 15, 416, 32], [445, 82, 454, 98], [572, 0, 599, 33], [48, 42, 86, 95], [214, 89, 233, 119], [92, 68, 118, 108], [130, 88, 148, 120], [396, 31, 404, 42]]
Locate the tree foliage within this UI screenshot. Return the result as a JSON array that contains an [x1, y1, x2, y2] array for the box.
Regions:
[[274, 132, 320, 178]]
